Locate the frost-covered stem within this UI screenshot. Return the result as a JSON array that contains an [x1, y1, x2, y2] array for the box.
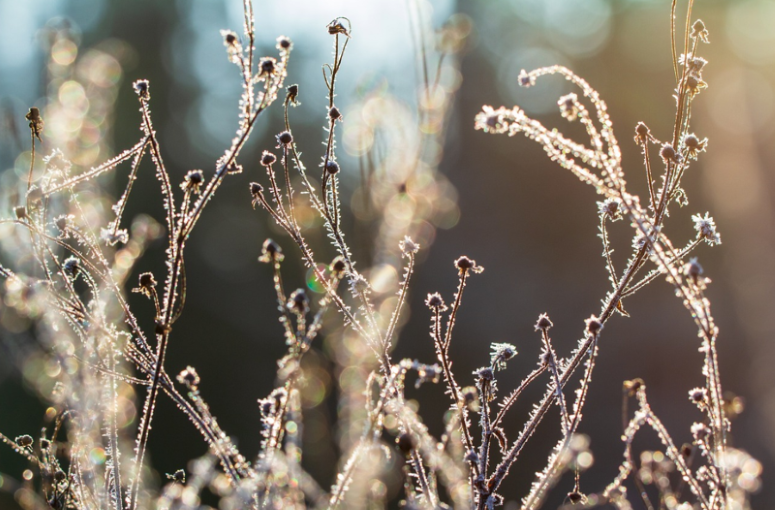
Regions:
[[641, 139, 657, 212], [492, 364, 547, 429], [541, 329, 570, 435], [384, 253, 414, 357], [410, 449, 435, 507], [622, 237, 702, 298], [600, 215, 619, 288]]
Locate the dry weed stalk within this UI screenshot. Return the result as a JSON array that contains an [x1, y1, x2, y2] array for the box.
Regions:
[[0, 1, 760, 510]]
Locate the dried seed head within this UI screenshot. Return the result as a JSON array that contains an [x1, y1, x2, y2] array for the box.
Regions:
[[517, 69, 535, 87], [325, 160, 340, 175], [167, 469, 186, 484], [567, 491, 584, 504], [659, 143, 679, 164], [692, 213, 720, 245], [55, 215, 68, 233], [691, 19, 709, 43], [475, 366, 494, 382], [54, 470, 66, 483], [287, 288, 309, 315], [328, 106, 342, 121], [425, 292, 446, 310], [598, 198, 622, 220], [397, 432, 414, 455], [623, 378, 643, 396], [276, 36, 292, 51], [182, 169, 205, 193], [277, 131, 293, 145], [250, 182, 264, 196], [133, 79, 150, 100], [685, 74, 707, 96], [585, 315, 602, 335], [138, 272, 156, 289], [535, 313, 553, 331], [691, 422, 710, 441], [63, 257, 80, 279], [26, 107, 44, 141], [223, 31, 238, 46], [399, 236, 419, 255], [454, 255, 482, 274], [689, 387, 707, 405], [686, 257, 703, 282], [259, 238, 284, 263], [327, 20, 350, 37], [27, 185, 42, 203], [558, 93, 579, 121], [681, 443, 693, 458], [330, 256, 347, 277], [261, 151, 276, 166], [491, 343, 517, 370], [462, 386, 478, 405], [260, 58, 276, 76], [14, 206, 26, 220], [634, 122, 650, 144], [286, 84, 299, 105], [17, 435, 33, 448], [40, 438, 50, 450], [177, 366, 200, 388]]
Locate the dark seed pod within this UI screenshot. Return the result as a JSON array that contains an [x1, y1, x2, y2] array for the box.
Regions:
[[397, 432, 414, 455], [325, 160, 340, 175], [261, 151, 277, 166]]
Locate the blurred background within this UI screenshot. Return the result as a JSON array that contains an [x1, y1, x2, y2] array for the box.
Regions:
[[1, 0, 774, 508]]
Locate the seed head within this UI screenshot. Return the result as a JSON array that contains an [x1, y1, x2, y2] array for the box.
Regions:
[[454, 255, 483, 274], [261, 151, 276, 166], [517, 69, 535, 87], [287, 288, 309, 315], [133, 272, 157, 298], [330, 256, 347, 277], [63, 257, 80, 279], [54, 470, 66, 483], [167, 469, 186, 484], [182, 169, 204, 193], [259, 238, 284, 263], [133, 80, 150, 100], [689, 387, 707, 405], [691, 422, 710, 441], [14, 206, 26, 220], [17, 435, 33, 448], [40, 438, 50, 450], [535, 313, 553, 331], [177, 366, 200, 388], [692, 213, 720, 245], [276, 131, 293, 146], [276, 36, 292, 51], [397, 432, 414, 455], [659, 143, 680, 164], [567, 491, 584, 504], [634, 122, 650, 144], [691, 19, 710, 43], [399, 236, 419, 255], [683, 133, 708, 159], [681, 443, 693, 458], [475, 366, 494, 382], [425, 292, 446, 310], [585, 315, 603, 336], [325, 160, 340, 175], [286, 84, 299, 106], [623, 378, 644, 396], [250, 182, 263, 196], [260, 58, 276, 76], [328, 106, 342, 121], [558, 93, 579, 121]]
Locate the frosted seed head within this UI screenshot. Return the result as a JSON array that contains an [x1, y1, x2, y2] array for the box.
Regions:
[[455, 255, 482, 274], [17, 435, 33, 448], [177, 366, 200, 388], [133, 79, 150, 100], [475, 366, 494, 382], [535, 313, 553, 331], [660, 143, 680, 164], [63, 257, 80, 279], [250, 182, 263, 196], [399, 236, 419, 255], [585, 315, 603, 336], [325, 160, 340, 175], [686, 257, 703, 282], [276, 36, 292, 50], [680, 443, 693, 458], [634, 122, 650, 144], [223, 31, 238, 46], [55, 216, 68, 233], [14, 206, 26, 220], [567, 491, 584, 504], [287, 288, 309, 315], [518, 69, 535, 87], [397, 432, 414, 455], [330, 256, 346, 277], [138, 272, 156, 289], [260, 151, 276, 167], [277, 131, 293, 146], [425, 292, 446, 310], [691, 422, 710, 441], [328, 106, 342, 121], [260, 58, 276, 76], [40, 438, 50, 450], [623, 378, 643, 396], [259, 238, 284, 263], [692, 213, 720, 245], [182, 169, 204, 193], [286, 84, 299, 105], [167, 469, 186, 484], [691, 19, 710, 43], [27, 185, 42, 204]]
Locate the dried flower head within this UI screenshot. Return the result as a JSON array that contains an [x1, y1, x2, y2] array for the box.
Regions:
[[475, 366, 494, 382], [490, 342, 517, 371], [177, 366, 200, 388], [517, 69, 535, 87], [328, 106, 342, 121], [327, 19, 351, 37], [691, 19, 710, 43], [26, 107, 44, 141], [63, 256, 80, 279], [259, 57, 277, 77], [220, 30, 242, 63], [397, 432, 414, 455], [276, 35, 292, 51], [133, 79, 150, 100], [598, 198, 622, 220], [133, 272, 157, 298], [691, 422, 710, 441], [182, 169, 205, 194], [261, 151, 277, 167], [585, 315, 603, 336], [276, 131, 293, 146], [399, 236, 419, 256], [454, 255, 483, 275], [16, 435, 33, 448], [259, 238, 284, 263], [659, 143, 680, 164], [535, 313, 553, 331], [634, 122, 650, 144], [558, 93, 579, 121], [286, 84, 299, 106], [287, 288, 309, 315], [692, 213, 721, 245], [329, 256, 347, 278], [167, 470, 186, 484], [683, 133, 708, 160], [325, 160, 340, 175], [425, 292, 447, 311], [14, 206, 26, 220], [689, 387, 708, 407]]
